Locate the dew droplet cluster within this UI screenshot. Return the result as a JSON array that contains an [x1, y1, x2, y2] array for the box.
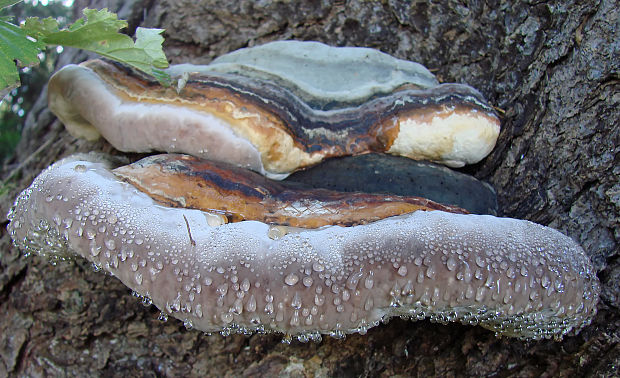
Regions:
[[7, 155, 600, 342]]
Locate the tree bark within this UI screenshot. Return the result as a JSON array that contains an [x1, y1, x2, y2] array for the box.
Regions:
[[1, 0, 617, 376]]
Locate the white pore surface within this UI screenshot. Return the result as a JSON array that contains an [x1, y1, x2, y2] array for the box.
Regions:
[[389, 110, 501, 167], [8, 155, 600, 340]]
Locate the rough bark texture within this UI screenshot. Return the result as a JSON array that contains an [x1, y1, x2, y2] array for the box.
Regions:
[[1, 0, 618, 376]]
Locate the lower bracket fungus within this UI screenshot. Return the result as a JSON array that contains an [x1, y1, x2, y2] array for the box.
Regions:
[[7, 154, 600, 341]]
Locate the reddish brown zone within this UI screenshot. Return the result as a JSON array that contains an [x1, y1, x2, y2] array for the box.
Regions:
[[113, 154, 468, 228]]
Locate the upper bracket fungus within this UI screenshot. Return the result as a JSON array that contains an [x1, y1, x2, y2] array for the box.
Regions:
[[47, 41, 501, 179]]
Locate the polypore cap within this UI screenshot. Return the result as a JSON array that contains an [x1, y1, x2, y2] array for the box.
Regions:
[[7, 154, 600, 341], [47, 41, 501, 178]]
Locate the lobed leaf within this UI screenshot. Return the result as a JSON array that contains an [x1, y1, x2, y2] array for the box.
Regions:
[[0, 18, 43, 97], [1, 7, 170, 96], [23, 8, 169, 79]]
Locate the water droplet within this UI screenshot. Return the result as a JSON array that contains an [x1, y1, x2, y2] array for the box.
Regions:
[[364, 271, 374, 289], [364, 296, 374, 311], [232, 298, 243, 314], [267, 225, 288, 240], [246, 294, 257, 312], [290, 311, 300, 326], [74, 164, 87, 173], [142, 296, 152, 306], [311, 261, 325, 272], [465, 285, 475, 299], [303, 276, 313, 287], [105, 239, 116, 250], [342, 290, 350, 302], [397, 266, 408, 276], [506, 266, 516, 279], [314, 294, 325, 306], [474, 268, 483, 280], [291, 292, 302, 309], [346, 270, 364, 290], [446, 257, 457, 271], [217, 283, 228, 296], [426, 266, 436, 279], [276, 307, 284, 322], [86, 229, 96, 240], [475, 287, 486, 302], [63, 218, 73, 229], [204, 213, 226, 227], [265, 302, 274, 314], [541, 275, 550, 288], [284, 273, 299, 286], [241, 278, 250, 291], [221, 312, 233, 324]]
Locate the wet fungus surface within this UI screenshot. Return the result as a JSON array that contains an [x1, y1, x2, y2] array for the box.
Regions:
[[7, 155, 601, 341], [7, 41, 600, 342]]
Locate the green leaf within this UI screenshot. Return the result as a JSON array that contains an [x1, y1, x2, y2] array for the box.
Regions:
[[151, 67, 172, 87], [1, 7, 170, 95], [23, 8, 169, 82], [134, 27, 168, 68], [0, 0, 23, 10], [21, 17, 59, 40], [0, 18, 44, 97]]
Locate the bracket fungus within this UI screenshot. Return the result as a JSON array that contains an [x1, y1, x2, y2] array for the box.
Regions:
[[8, 41, 600, 342], [8, 155, 600, 341], [48, 41, 501, 179]]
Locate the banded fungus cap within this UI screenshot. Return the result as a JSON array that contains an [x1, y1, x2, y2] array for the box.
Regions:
[[47, 41, 501, 179]]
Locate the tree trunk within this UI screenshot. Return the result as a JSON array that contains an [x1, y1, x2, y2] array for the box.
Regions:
[[1, 0, 617, 376]]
